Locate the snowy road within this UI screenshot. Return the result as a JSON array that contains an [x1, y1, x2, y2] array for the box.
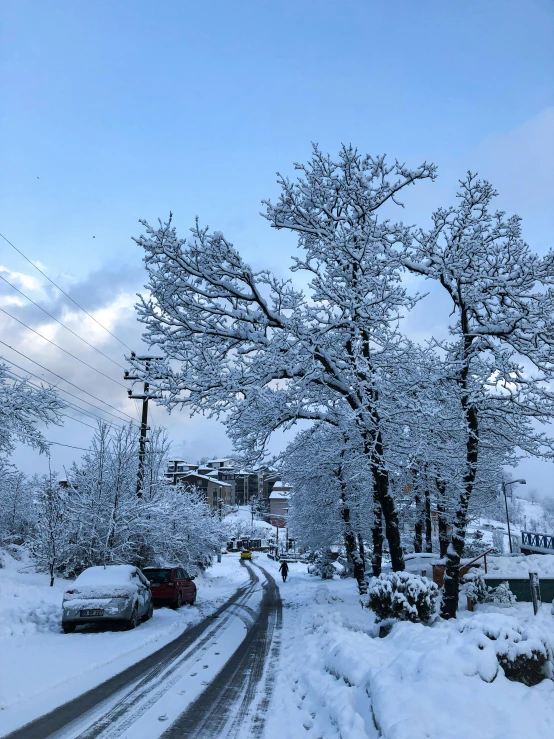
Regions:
[[4, 562, 282, 739]]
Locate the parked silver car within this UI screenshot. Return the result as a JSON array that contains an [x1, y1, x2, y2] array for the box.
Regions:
[[62, 565, 153, 633]]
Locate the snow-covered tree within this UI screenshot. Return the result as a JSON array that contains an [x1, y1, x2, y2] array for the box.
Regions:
[[29, 472, 70, 586], [404, 174, 554, 618], [131, 146, 437, 574], [0, 465, 33, 545], [60, 422, 224, 575], [0, 362, 64, 460], [280, 424, 371, 592], [145, 483, 226, 570]]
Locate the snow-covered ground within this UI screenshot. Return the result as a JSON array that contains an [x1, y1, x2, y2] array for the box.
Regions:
[[485, 553, 554, 578], [0, 547, 249, 737], [260, 555, 554, 739], [3, 535, 554, 738]]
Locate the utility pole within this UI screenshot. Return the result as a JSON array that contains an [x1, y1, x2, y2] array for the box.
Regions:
[[502, 478, 526, 553], [124, 353, 164, 498]]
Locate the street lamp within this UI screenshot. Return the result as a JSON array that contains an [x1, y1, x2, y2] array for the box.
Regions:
[[502, 478, 526, 553]]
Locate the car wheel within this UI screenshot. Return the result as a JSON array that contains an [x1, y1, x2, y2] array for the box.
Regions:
[[126, 606, 139, 630], [62, 623, 75, 634], [144, 601, 154, 621], [189, 594, 196, 606], [175, 592, 182, 609]]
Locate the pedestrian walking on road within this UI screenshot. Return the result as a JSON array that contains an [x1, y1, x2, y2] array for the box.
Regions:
[[279, 560, 289, 582]]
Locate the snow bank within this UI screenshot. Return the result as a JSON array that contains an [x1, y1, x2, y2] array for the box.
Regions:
[[369, 611, 554, 739], [485, 553, 554, 578], [0, 575, 61, 637], [0, 549, 64, 637], [260, 554, 554, 739]]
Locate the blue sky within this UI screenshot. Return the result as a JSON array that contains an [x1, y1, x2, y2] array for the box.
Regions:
[[1, 0, 553, 489]]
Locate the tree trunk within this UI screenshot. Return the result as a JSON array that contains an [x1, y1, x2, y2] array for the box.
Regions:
[[425, 487, 433, 553], [357, 532, 367, 589], [336, 453, 367, 594], [371, 430, 405, 572], [339, 497, 366, 594], [413, 490, 423, 553], [371, 495, 383, 576], [49, 561, 55, 587], [435, 477, 450, 558], [441, 403, 479, 619]]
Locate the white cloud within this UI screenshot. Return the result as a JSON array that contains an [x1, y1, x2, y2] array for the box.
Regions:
[[472, 107, 554, 212], [0, 265, 45, 292], [469, 107, 554, 252]]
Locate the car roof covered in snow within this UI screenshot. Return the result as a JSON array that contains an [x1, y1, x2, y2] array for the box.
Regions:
[[75, 565, 139, 585]]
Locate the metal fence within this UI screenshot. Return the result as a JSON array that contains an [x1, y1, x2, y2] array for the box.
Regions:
[[521, 531, 554, 551]]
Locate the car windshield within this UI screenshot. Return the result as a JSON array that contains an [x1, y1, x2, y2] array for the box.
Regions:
[[143, 569, 171, 583]]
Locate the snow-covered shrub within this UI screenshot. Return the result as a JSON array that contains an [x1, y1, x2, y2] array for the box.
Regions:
[[491, 531, 504, 554], [496, 644, 549, 686], [365, 571, 439, 623], [489, 581, 516, 607], [465, 574, 490, 604], [464, 530, 487, 557], [459, 615, 551, 686], [308, 551, 335, 579], [465, 575, 516, 607]]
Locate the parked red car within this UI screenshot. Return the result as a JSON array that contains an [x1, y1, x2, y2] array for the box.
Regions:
[[142, 567, 197, 608]]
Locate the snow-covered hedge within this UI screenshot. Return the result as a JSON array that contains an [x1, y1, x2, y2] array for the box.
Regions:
[[365, 571, 439, 623]]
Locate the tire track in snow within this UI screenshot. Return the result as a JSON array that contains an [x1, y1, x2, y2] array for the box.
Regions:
[[74, 569, 261, 738], [162, 562, 282, 739]]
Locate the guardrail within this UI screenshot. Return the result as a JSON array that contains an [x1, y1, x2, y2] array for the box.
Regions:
[[521, 532, 554, 551]]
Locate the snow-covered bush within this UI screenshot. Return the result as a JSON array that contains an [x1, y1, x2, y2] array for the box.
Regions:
[[490, 581, 516, 607], [491, 531, 504, 554], [465, 574, 490, 604], [497, 644, 549, 686], [464, 530, 488, 558], [459, 615, 551, 686], [465, 575, 516, 607], [365, 571, 439, 623], [308, 551, 335, 580]]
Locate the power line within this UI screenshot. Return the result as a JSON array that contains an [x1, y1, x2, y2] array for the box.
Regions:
[[0, 272, 126, 370], [2, 360, 136, 429], [0, 306, 129, 390], [58, 412, 98, 431], [7, 369, 126, 435], [46, 441, 90, 451], [3, 368, 120, 448], [0, 231, 133, 351], [0, 340, 139, 424]]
